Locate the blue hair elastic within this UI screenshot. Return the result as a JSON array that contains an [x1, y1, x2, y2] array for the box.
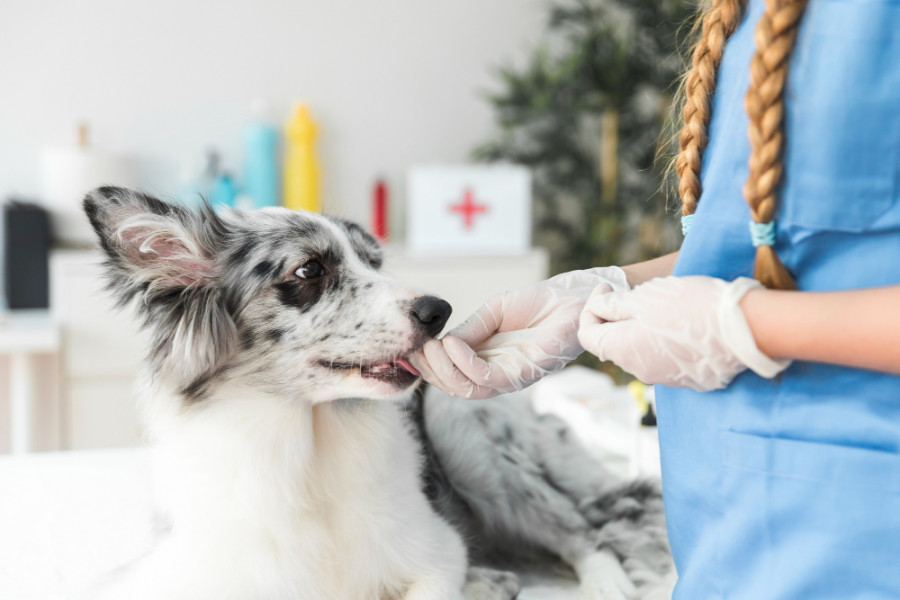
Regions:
[[681, 214, 695, 236], [749, 220, 776, 247]]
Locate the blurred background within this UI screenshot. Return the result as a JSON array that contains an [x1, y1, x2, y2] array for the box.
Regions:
[[0, 0, 690, 455], [1, 0, 549, 229]]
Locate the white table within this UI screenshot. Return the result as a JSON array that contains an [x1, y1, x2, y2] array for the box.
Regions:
[[0, 310, 60, 454]]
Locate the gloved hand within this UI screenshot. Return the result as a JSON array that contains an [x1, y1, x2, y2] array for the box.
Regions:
[[578, 275, 791, 391], [409, 267, 629, 399]]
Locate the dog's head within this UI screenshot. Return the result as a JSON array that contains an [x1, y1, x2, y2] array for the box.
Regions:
[[84, 186, 450, 404]]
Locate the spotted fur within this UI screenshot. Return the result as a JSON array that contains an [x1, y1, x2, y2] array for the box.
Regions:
[[412, 388, 675, 599]]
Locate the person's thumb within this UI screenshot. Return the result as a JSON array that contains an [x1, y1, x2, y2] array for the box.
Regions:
[[447, 295, 504, 346], [582, 287, 639, 323], [578, 316, 633, 364]]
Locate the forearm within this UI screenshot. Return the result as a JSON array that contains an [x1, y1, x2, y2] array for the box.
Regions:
[[621, 252, 679, 288], [741, 285, 900, 374]]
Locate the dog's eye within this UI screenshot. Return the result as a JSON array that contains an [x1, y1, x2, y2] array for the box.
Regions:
[[295, 260, 325, 279]]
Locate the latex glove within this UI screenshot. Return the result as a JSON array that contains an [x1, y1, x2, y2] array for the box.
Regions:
[[577, 275, 790, 391], [409, 267, 629, 399]]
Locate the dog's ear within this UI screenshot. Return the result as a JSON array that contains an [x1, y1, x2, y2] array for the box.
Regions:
[[84, 186, 226, 296], [84, 187, 236, 393]]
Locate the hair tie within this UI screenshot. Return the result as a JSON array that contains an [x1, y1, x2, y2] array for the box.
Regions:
[[681, 214, 695, 236], [749, 220, 776, 247]]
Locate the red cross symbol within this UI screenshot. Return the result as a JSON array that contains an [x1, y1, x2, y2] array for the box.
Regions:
[[449, 188, 488, 229]]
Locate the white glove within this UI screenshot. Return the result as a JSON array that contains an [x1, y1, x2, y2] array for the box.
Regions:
[[409, 267, 629, 399], [577, 275, 791, 391]]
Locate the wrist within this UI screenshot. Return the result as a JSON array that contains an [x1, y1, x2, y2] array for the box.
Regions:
[[721, 278, 792, 378], [739, 287, 789, 361], [582, 266, 630, 293], [620, 252, 679, 288], [548, 266, 629, 302]]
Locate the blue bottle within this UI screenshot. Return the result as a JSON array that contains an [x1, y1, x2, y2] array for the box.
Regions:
[[211, 171, 238, 210], [178, 149, 220, 210], [243, 100, 279, 208]]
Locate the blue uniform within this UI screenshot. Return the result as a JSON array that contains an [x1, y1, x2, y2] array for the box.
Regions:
[[657, 0, 900, 598]]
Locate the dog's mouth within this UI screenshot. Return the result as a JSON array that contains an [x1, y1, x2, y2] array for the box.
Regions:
[[320, 357, 422, 388]]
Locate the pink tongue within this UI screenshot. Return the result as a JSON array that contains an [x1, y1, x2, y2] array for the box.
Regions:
[[394, 358, 421, 376]]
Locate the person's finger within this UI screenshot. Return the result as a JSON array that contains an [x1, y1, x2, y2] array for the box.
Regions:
[[578, 304, 604, 347], [582, 287, 639, 323], [587, 281, 615, 299], [578, 320, 635, 364], [577, 284, 616, 355], [409, 345, 471, 398], [442, 334, 506, 389], [421, 339, 497, 399], [418, 340, 465, 395], [490, 351, 550, 391], [408, 347, 445, 391], [448, 296, 504, 347]]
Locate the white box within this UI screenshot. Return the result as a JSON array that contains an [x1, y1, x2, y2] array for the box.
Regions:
[[407, 164, 531, 255]]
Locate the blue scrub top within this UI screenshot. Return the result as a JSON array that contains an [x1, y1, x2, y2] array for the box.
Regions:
[[657, 0, 900, 598]]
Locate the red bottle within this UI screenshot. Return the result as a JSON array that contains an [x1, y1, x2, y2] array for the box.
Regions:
[[372, 178, 389, 242]]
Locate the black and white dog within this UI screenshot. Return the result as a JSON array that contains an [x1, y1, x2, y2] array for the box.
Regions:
[[84, 187, 673, 600]]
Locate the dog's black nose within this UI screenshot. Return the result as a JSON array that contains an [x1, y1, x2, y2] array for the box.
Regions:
[[411, 296, 452, 337]]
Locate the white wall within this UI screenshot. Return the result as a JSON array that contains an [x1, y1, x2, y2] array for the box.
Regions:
[[0, 0, 545, 227]]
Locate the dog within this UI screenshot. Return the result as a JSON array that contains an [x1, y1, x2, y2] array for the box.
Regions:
[[84, 186, 673, 600]]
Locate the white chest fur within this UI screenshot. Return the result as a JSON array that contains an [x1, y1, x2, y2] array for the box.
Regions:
[[99, 388, 466, 600]]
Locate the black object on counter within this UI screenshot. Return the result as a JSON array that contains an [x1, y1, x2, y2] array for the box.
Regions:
[[3, 201, 51, 309], [641, 403, 658, 427]]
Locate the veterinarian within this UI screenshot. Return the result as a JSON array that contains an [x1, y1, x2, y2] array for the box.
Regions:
[[411, 0, 900, 597]]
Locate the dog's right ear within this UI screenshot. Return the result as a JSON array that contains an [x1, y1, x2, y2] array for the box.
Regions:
[[83, 186, 227, 300]]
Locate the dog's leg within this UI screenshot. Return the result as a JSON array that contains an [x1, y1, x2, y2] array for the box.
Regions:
[[573, 549, 638, 600], [639, 567, 677, 600], [621, 557, 664, 589], [461, 567, 520, 600]]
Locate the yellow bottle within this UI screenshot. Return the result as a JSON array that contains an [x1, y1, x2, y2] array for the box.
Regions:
[[283, 103, 321, 212]]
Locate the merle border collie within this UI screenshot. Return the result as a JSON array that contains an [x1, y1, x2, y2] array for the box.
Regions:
[[84, 187, 673, 600]]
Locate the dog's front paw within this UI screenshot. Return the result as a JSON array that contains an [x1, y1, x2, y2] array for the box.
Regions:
[[461, 567, 520, 600], [578, 580, 637, 600], [575, 550, 639, 600], [636, 567, 676, 600]]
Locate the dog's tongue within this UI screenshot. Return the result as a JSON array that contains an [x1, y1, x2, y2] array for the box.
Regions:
[[394, 357, 421, 376], [365, 358, 421, 377]]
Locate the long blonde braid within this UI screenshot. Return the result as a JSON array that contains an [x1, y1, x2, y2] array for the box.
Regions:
[[743, 0, 809, 289], [675, 0, 747, 217], [677, 0, 809, 290]]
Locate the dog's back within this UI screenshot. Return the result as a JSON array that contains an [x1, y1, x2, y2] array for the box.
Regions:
[[409, 385, 675, 597]]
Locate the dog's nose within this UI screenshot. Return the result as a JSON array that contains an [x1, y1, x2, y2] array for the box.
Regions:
[[411, 296, 452, 337]]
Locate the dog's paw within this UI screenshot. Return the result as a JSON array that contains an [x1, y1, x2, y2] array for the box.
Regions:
[[575, 550, 639, 600], [461, 567, 520, 600], [622, 558, 662, 589], [578, 582, 636, 600], [636, 567, 676, 600]]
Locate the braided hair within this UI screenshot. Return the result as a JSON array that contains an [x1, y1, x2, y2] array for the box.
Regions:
[[676, 0, 809, 290]]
